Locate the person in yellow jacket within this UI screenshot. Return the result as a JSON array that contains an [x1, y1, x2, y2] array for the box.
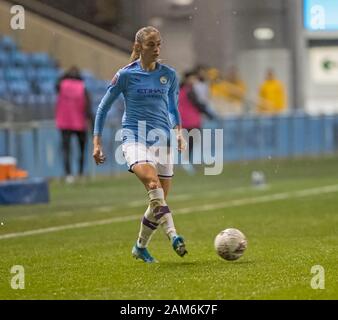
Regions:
[[208, 66, 246, 115], [223, 66, 246, 105], [258, 69, 287, 113], [208, 67, 246, 103]]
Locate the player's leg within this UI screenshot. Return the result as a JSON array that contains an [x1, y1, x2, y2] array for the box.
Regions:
[[134, 162, 186, 253], [75, 130, 86, 176], [122, 142, 161, 262], [130, 163, 161, 262], [61, 130, 72, 179], [135, 163, 178, 240], [159, 177, 171, 200], [124, 143, 186, 261], [156, 147, 187, 257], [156, 177, 177, 240], [133, 163, 179, 241]]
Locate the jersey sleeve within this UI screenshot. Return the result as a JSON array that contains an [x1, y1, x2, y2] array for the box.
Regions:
[[168, 71, 181, 128], [93, 70, 127, 136]]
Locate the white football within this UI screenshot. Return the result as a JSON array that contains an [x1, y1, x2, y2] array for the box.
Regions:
[[214, 228, 247, 261]]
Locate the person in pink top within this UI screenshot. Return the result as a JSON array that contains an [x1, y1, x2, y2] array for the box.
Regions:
[[179, 70, 216, 174], [55, 66, 93, 182]]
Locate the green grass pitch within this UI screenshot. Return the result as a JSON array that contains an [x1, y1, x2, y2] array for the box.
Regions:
[[0, 155, 337, 299]]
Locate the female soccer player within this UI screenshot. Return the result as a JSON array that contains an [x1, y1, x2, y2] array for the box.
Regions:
[[92, 26, 187, 263]]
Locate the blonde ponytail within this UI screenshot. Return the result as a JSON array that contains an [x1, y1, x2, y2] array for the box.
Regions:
[[130, 45, 140, 62]]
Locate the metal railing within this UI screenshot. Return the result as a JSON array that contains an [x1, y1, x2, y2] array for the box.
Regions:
[[0, 99, 54, 123], [0, 99, 21, 123]]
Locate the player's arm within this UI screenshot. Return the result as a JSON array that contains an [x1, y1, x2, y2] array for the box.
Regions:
[[93, 71, 125, 165], [168, 72, 186, 151]]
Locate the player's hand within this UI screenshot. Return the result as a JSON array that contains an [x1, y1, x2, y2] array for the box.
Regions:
[[177, 134, 187, 152], [93, 135, 106, 165], [93, 146, 106, 165]]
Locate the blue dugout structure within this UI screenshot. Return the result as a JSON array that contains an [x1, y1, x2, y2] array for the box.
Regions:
[[0, 114, 338, 178]]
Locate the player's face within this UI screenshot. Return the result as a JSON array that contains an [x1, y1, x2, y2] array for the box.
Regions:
[[140, 32, 161, 61]]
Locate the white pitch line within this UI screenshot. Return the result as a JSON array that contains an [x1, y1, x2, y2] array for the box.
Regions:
[[0, 215, 141, 240], [1, 184, 338, 241], [126, 185, 251, 208]]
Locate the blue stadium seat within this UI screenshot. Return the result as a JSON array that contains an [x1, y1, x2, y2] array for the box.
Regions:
[[30, 53, 55, 68], [36, 68, 58, 82], [8, 80, 31, 95], [5, 67, 26, 81], [25, 66, 37, 81], [0, 36, 111, 120], [0, 35, 17, 52], [38, 81, 56, 94], [0, 52, 10, 67], [11, 52, 30, 67]]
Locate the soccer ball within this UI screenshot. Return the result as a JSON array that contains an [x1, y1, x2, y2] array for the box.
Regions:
[[214, 228, 247, 261]]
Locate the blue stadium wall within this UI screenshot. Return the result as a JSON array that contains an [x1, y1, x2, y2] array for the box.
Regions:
[[1, 114, 338, 178]]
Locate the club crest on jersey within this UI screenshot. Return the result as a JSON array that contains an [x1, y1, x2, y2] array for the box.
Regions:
[[111, 73, 120, 85], [160, 76, 168, 85]]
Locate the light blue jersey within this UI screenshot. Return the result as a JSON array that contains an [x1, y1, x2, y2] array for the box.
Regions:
[[94, 60, 181, 146]]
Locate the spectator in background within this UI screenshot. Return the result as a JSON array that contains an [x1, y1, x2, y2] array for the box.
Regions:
[[193, 65, 219, 119], [208, 66, 246, 116], [55, 66, 93, 183], [179, 70, 217, 174], [208, 67, 224, 98], [257, 69, 287, 114], [224, 66, 246, 112]]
